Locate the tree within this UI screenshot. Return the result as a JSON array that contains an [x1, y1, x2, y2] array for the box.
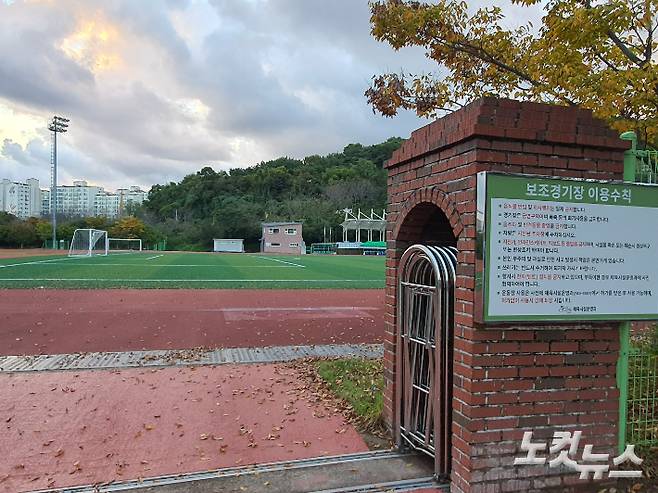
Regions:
[[366, 0, 658, 143], [0, 212, 17, 226], [109, 216, 146, 239], [85, 216, 110, 230], [57, 223, 77, 244], [8, 221, 38, 248], [35, 221, 52, 243], [141, 138, 403, 250]]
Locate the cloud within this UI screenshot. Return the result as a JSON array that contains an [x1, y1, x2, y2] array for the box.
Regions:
[[0, 0, 539, 190]]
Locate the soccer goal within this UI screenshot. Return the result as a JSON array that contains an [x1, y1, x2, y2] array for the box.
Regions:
[[108, 238, 143, 253], [68, 229, 109, 257]]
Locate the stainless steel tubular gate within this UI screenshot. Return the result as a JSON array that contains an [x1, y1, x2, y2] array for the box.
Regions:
[[396, 245, 457, 478]]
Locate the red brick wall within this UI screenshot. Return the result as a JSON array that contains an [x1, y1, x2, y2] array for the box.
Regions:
[[385, 98, 630, 493]]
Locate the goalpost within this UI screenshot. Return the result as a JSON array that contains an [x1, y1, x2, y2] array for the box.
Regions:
[[68, 229, 109, 257], [108, 238, 143, 253]]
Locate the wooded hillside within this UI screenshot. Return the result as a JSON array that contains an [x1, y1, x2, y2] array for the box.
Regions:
[[139, 138, 403, 251]]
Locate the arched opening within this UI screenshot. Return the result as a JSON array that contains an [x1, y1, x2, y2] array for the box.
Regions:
[[395, 202, 457, 249], [393, 201, 457, 480]]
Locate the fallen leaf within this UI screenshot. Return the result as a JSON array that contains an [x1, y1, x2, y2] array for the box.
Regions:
[[68, 461, 82, 475]]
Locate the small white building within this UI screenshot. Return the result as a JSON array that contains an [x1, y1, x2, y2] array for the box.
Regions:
[[213, 239, 245, 253], [261, 222, 304, 255]]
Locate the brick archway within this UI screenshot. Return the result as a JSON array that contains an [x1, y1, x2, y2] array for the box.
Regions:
[[383, 186, 462, 442], [392, 186, 464, 244], [384, 98, 629, 493]]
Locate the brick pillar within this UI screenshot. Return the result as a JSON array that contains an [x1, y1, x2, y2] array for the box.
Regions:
[[384, 98, 630, 492]]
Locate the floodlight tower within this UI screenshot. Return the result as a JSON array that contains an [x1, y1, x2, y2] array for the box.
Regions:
[[48, 115, 69, 249]]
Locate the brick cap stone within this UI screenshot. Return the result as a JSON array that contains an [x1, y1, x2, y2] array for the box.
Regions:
[[385, 98, 631, 169]]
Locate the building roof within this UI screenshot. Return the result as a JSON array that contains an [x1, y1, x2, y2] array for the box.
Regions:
[[261, 221, 303, 227]]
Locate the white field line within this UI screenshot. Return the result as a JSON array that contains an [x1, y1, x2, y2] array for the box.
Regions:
[[145, 254, 164, 260], [255, 256, 305, 268], [0, 263, 298, 267], [0, 278, 381, 283]]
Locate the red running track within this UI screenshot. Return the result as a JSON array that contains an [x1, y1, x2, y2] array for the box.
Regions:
[[0, 364, 367, 492], [0, 289, 384, 356]]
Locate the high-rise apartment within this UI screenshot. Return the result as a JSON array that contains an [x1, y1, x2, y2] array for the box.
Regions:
[[0, 178, 42, 219], [3, 177, 148, 219]]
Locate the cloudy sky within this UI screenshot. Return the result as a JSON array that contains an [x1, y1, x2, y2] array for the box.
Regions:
[[0, 0, 535, 191]]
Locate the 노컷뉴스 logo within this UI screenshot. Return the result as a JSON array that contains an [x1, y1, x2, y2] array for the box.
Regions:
[[514, 431, 643, 480]]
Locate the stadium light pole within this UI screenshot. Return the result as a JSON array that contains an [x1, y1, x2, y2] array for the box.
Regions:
[[48, 116, 69, 249]]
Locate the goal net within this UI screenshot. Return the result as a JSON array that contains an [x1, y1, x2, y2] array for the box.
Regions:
[[69, 229, 108, 257], [108, 238, 143, 252]]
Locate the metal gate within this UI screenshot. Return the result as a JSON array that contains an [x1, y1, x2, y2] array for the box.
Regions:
[[396, 245, 457, 478]]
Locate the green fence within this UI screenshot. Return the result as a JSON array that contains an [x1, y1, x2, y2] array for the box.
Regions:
[[626, 343, 658, 447], [619, 131, 658, 451], [310, 243, 337, 254], [43, 239, 70, 250], [633, 148, 658, 184]]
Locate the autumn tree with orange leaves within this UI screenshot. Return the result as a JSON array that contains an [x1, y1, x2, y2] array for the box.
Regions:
[[366, 0, 658, 144]]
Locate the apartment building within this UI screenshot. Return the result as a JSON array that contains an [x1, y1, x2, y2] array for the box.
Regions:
[[0, 178, 42, 219], [55, 180, 101, 216], [117, 186, 148, 212], [4, 177, 148, 219], [94, 189, 122, 218]]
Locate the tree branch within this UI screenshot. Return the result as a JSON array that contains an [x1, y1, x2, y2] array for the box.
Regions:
[[645, 19, 655, 65], [594, 52, 620, 71], [606, 29, 643, 65], [581, 0, 644, 66], [447, 39, 577, 105]]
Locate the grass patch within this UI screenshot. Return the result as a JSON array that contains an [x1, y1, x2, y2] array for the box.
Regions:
[[314, 358, 384, 432], [0, 252, 385, 289]]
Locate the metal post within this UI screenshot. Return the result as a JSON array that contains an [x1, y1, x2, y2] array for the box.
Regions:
[[617, 131, 637, 453], [48, 116, 69, 250], [51, 130, 57, 249]]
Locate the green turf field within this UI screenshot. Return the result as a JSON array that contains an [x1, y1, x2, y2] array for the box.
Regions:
[[0, 252, 385, 289]]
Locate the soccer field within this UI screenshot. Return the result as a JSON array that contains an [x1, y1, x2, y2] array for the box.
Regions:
[[0, 252, 385, 289]]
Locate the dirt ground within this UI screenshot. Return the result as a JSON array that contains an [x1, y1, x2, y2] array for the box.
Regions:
[[0, 249, 65, 259]]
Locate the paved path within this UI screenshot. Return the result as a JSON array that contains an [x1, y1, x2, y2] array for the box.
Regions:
[[0, 344, 383, 373], [0, 289, 384, 356], [0, 363, 368, 493]]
